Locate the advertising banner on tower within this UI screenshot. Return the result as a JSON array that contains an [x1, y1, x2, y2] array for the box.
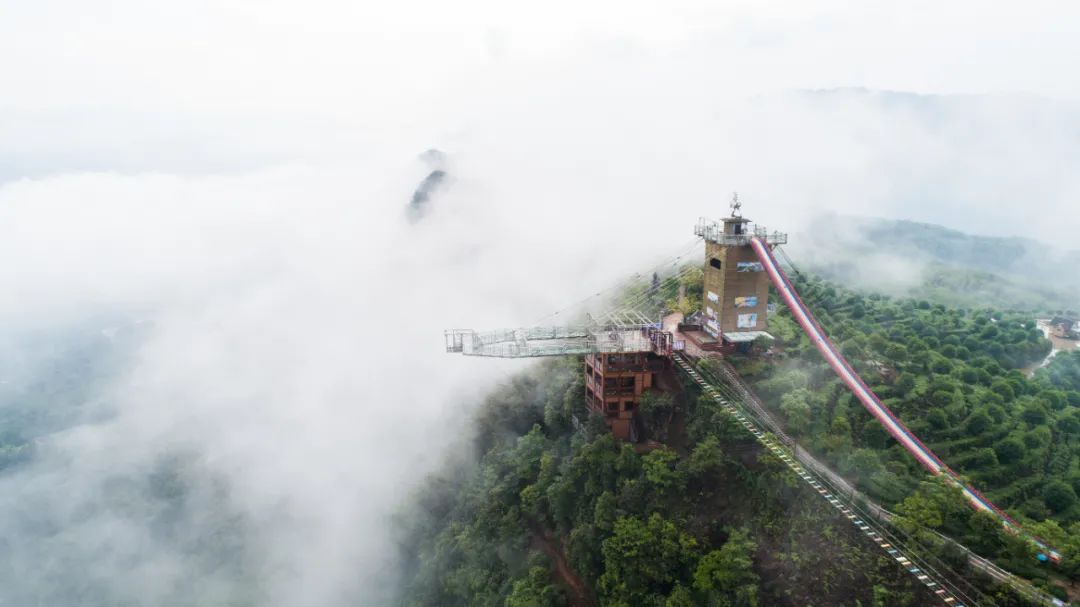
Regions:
[[737, 313, 758, 328], [734, 296, 758, 308], [736, 262, 764, 272]]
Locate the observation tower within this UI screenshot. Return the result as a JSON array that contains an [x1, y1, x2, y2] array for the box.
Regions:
[[692, 194, 787, 349]]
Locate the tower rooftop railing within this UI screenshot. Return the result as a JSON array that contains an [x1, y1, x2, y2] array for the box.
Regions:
[[695, 218, 788, 246]]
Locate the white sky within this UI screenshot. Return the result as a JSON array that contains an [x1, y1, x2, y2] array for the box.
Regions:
[[5, 1, 1080, 112], [4, 0, 1080, 238]]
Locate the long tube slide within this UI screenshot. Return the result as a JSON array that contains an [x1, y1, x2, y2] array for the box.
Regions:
[[749, 237, 1061, 563]]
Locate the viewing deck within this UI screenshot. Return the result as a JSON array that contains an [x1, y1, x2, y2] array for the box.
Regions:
[[445, 327, 651, 357], [445, 311, 682, 358], [694, 218, 787, 246]]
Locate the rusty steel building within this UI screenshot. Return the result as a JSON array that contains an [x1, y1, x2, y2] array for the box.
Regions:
[[584, 351, 667, 441]]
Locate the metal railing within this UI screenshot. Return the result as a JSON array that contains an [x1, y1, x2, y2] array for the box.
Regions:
[[445, 320, 680, 359], [694, 218, 788, 246], [674, 353, 974, 607], [696, 356, 1068, 607]]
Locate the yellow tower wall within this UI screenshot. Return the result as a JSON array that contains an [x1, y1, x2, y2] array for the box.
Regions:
[[702, 241, 770, 337]]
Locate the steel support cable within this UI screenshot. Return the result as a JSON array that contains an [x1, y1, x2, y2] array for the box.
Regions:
[[695, 360, 793, 445], [786, 278, 962, 468], [611, 250, 704, 313], [768, 247, 1061, 563], [686, 339, 1007, 603], [565, 265, 699, 334], [754, 240, 947, 470], [531, 237, 703, 325], [756, 239, 976, 490], [531, 251, 688, 325], [672, 353, 973, 606], [683, 359, 982, 607], [775, 246, 805, 280], [693, 364, 1059, 606], [616, 263, 702, 316], [929, 530, 1064, 607], [703, 354, 1060, 605], [774, 246, 984, 490], [617, 263, 699, 311], [701, 362, 990, 606], [776, 277, 1066, 602], [806, 469, 987, 607]]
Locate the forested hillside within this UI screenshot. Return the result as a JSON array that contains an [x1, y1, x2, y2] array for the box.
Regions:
[[396, 264, 1080, 606], [792, 215, 1080, 313], [396, 359, 953, 606], [1042, 351, 1080, 394], [732, 273, 1080, 595]]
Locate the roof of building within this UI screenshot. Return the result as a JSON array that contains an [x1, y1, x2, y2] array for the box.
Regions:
[[1051, 317, 1076, 328], [722, 331, 774, 343], [684, 311, 708, 325]]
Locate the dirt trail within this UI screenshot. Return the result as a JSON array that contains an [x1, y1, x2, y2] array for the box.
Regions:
[[1024, 319, 1079, 377], [531, 526, 593, 607]]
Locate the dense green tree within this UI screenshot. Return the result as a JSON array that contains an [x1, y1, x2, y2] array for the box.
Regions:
[[640, 391, 675, 441], [925, 409, 949, 430], [993, 437, 1026, 464], [1058, 413, 1080, 439], [685, 436, 724, 479], [930, 355, 954, 375], [1020, 401, 1049, 426], [964, 410, 992, 435], [664, 585, 696, 607], [894, 373, 916, 395], [505, 566, 564, 607], [1038, 390, 1066, 410], [779, 389, 813, 435], [990, 380, 1015, 401], [692, 528, 759, 607], [594, 491, 617, 532], [872, 584, 916, 607], [643, 449, 685, 494], [881, 343, 907, 360], [1042, 481, 1078, 514], [598, 514, 698, 605], [967, 509, 1006, 555], [956, 366, 979, 384]]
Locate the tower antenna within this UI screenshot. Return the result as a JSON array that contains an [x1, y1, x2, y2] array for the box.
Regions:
[[730, 192, 742, 218]]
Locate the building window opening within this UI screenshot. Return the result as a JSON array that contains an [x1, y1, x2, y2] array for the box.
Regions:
[[710, 258, 722, 270]]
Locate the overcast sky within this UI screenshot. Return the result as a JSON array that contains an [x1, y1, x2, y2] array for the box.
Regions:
[[1, 2, 1079, 605], [5, 0, 1080, 113], [4, 1, 1079, 235]]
